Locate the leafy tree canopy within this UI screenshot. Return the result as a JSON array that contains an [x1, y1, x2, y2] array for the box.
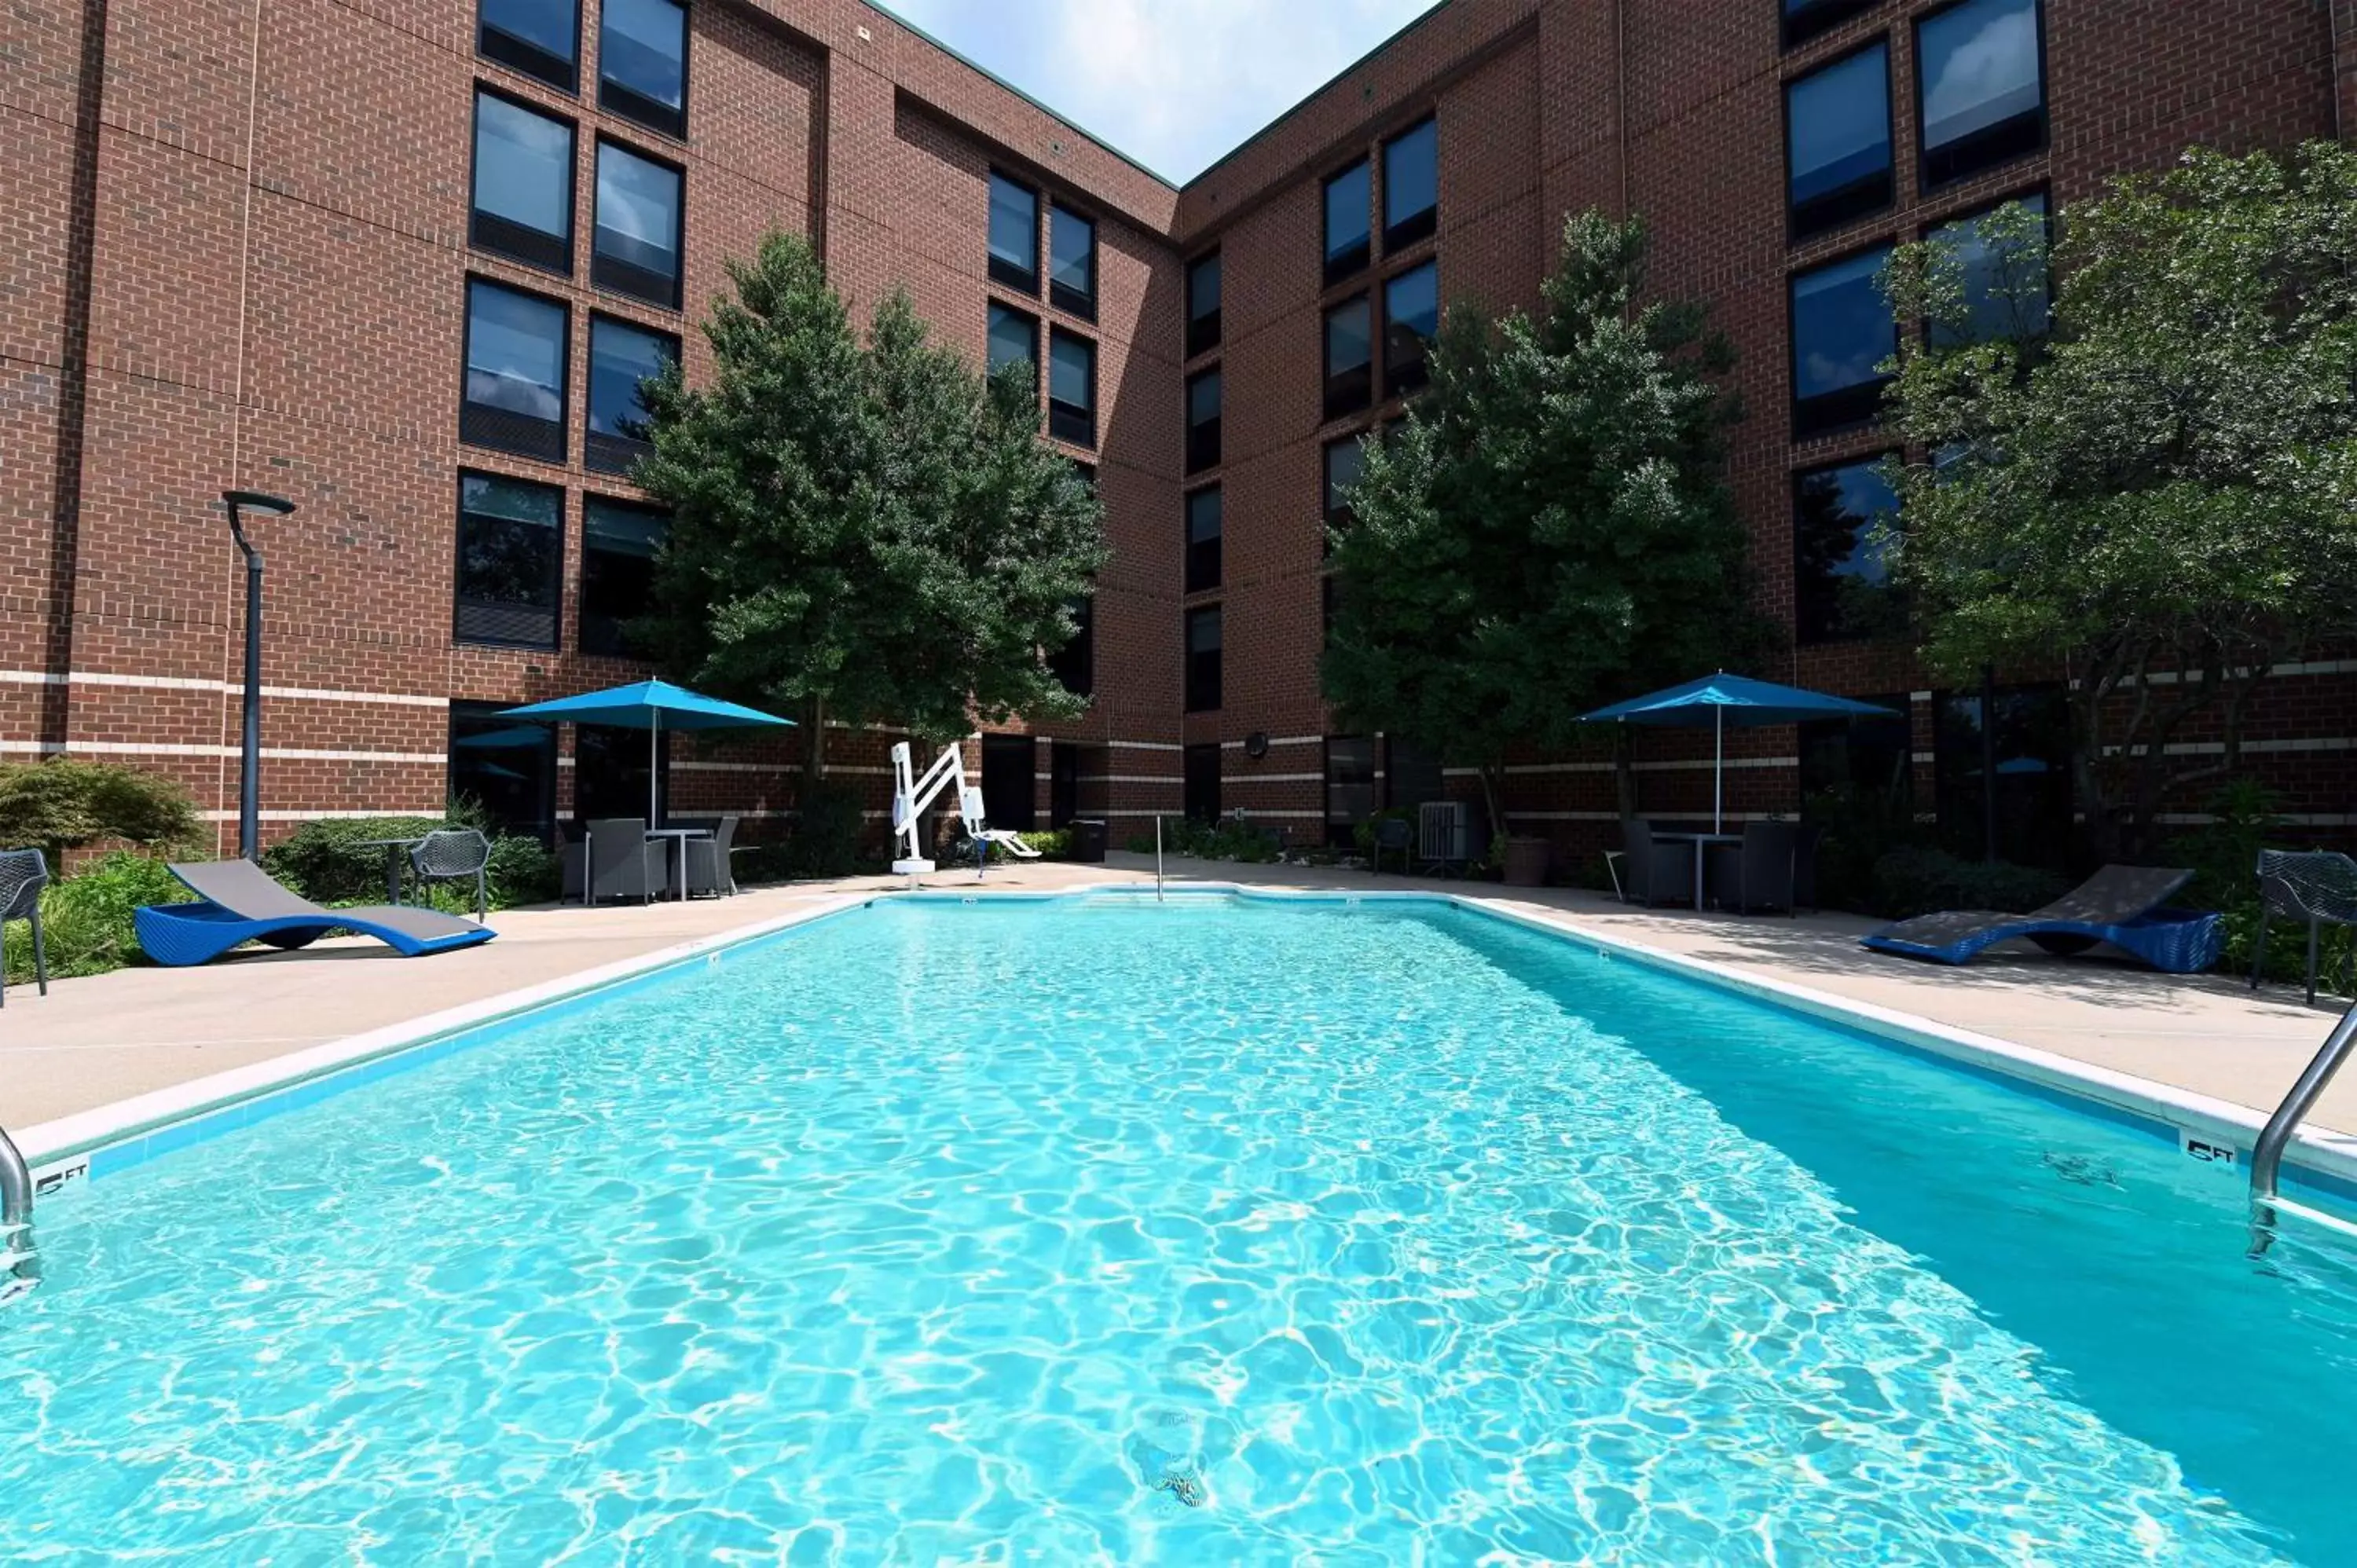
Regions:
[[1879, 143, 2357, 858], [633, 232, 1106, 775], [1321, 210, 1758, 830]]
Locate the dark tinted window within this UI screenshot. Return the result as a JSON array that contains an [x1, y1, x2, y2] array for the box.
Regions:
[[462, 277, 568, 461], [1787, 43, 1891, 239], [1183, 742, 1221, 822], [1323, 435, 1363, 555], [579, 496, 665, 657], [1929, 192, 2050, 346], [1185, 486, 1221, 594], [478, 0, 577, 91], [1324, 159, 1371, 286], [1186, 251, 1221, 357], [592, 140, 682, 308], [1794, 458, 1906, 644], [988, 172, 1039, 293], [471, 89, 574, 273], [450, 700, 558, 843], [1047, 595, 1093, 697], [599, 0, 687, 137], [1791, 247, 1894, 438], [1048, 328, 1095, 447], [1382, 118, 1438, 251], [1325, 294, 1372, 420], [988, 302, 1039, 386], [1799, 694, 1912, 806], [454, 471, 563, 647], [1936, 682, 2070, 867], [1049, 203, 1096, 319], [1919, 0, 2045, 187], [1186, 368, 1221, 474], [1184, 605, 1221, 712], [1383, 261, 1438, 399], [1325, 735, 1377, 847], [1783, 0, 1878, 48], [586, 315, 676, 474]]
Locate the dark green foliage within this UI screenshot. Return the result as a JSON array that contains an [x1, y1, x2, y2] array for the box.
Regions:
[[1123, 817, 1283, 863], [260, 816, 555, 911], [1869, 848, 2069, 922], [1802, 782, 1926, 917], [0, 759, 202, 868], [1879, 144, 2357, 860], [781, 779, 865, 880], [1322, 211, 1760, 832], [632, 232, 1108, 773], [2, 852, 191, 984], [2163, 782, 2353, 991]]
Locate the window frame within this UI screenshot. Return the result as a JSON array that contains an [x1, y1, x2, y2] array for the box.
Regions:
[[1915, 0, 2048, 191], [1183, 604, 1222, 713], [1322, 434, 1363, 558], [1324, 292, 1373, 421], [1323, 735, 1379, 848], [449, 698, 560, 844], [988, 300, 1042, 407], [988, 169, 1042, 295], [585, 312, 678, 476], [591, 136, 686, 310], [577, 493, 669, 658], [477, 0, 581, 93], [1382, 260, 1438, 401], [598, 0, 690, 140], [1183, 741, 1222, 822], [468, 83, 577, 276], [1781, 0, 1879, 49], [1047, 325, 1097, 448], [1186, 366, 1222, 474], [460, 274, 571, 463], [1783, 37, 1894, 242], [452, 468, 566, 650], [1047, 593, 1094, 697], [1787, 242, 1897, 440], [1186, 250, 1221, 358], [1048, 201, 1098, 321], [1322, 158, 1372, 288], [1381, 116, 1439, 254], [1791, 452, 1906, 646], [1922, 186, 2052, 350], [1185, 485, 1222, 595]]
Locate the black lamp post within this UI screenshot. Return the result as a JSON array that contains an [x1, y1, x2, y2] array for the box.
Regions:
[[223, 490, 296, 860]]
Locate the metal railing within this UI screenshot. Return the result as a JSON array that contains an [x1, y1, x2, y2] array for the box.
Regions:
[[1154, 815, 1165, 903], [2249, 997, 2357, 1257], [0, 1121, 35, 1294]]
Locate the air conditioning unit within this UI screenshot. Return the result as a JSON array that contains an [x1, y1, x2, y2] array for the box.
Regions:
[[1417, 800, 1469, 869]]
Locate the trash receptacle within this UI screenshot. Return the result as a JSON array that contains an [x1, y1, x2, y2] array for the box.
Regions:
[[1069, 819, 1107, 864]]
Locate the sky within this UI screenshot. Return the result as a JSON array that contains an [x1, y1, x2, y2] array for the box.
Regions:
[[871, 0, 1450, 184]]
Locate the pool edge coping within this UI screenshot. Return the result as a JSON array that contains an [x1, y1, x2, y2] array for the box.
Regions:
[[19, 878, 2355, 1210]]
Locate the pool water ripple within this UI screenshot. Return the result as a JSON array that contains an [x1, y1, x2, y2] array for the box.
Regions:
[[0, 899, 2348, 1562]]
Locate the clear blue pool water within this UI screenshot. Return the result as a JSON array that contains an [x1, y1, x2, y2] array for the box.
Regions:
[[3, 895, 2355, 1563]]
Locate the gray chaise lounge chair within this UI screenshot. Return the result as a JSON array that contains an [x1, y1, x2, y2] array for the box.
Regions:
[[1862, 864, 2223, 973], [135, 859, 496, 966]]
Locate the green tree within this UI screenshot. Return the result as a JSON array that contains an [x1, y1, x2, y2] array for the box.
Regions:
[[1321, 210, 1757, 833], [633, 232, 1105, 779], [1879, 145, 2357, 860]]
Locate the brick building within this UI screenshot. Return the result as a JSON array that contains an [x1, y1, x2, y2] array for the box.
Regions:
[[5, 0, 2352, 862]]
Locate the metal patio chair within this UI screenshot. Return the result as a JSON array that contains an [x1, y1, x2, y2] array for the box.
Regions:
[[408, 828, 491, 918], [683, 815, 740, 898], [585, 819, 666, 905], [2253, 850, 2357, 1006], [0, 848, 49, 1006]]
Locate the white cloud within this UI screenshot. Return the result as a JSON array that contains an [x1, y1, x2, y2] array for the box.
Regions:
[[876, 0, 1445, 181]]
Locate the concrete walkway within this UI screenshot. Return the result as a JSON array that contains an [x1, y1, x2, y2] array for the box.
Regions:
[[1, 855, 2347, 1134]]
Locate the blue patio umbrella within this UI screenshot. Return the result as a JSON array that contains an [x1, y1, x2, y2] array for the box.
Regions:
[[497, 680, 794, 825], [1578, 672, 1900, 833]]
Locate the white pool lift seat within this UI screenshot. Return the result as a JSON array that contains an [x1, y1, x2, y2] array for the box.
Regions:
[[890, 743, 1042, 881]]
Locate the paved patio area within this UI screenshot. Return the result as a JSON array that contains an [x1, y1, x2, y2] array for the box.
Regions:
[[2, 853, 2347, 1135]]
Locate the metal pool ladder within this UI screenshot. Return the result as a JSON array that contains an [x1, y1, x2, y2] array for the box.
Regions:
[[0, 1120, 35, 1295], [2249, 997, 2357, 1257]]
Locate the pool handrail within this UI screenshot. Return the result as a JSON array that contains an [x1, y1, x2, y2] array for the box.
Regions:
[[2249, 996, 2357, 1256], [0, 1119, 35, 1292]]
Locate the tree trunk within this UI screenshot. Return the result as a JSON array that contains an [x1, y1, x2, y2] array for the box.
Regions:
[[1478, 762, 1507, 850]]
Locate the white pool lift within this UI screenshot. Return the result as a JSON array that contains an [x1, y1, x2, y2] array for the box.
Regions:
[[889, 741, 1042, 880]]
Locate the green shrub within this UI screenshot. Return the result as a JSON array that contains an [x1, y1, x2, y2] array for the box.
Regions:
[[0, 759, 202, 868], [1869, 847, 2070, 921], [783, 780, 864, 879], [261, 815, 450, 904], [1803, 782, 1928, 916], [2, 852, 191, 984], [2165, 782, 2355, 990], [484, 835, 561, 907], [1142, 815, 1284, 864], [1011, 828, 1072, 860]]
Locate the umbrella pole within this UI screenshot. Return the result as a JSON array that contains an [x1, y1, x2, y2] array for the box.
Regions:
[[649, 717, 660, 827], [1714, 706, 1724, 834]]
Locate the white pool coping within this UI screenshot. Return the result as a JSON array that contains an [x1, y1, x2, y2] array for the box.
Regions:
[[20, 881, 2357, 1208]]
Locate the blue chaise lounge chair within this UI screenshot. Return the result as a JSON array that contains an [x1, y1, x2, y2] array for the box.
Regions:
[[136, 859, 497, 967], [1862, 864, 2223, 973]]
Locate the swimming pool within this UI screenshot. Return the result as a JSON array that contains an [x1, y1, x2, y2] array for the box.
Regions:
[[3, 894, 2354, 1561]]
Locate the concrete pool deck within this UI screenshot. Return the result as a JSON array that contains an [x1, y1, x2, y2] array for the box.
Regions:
[[1, 853, 2348, 1138]]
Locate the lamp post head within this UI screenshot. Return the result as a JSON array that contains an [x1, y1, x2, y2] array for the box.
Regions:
[[223, 489, 296, 519]]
